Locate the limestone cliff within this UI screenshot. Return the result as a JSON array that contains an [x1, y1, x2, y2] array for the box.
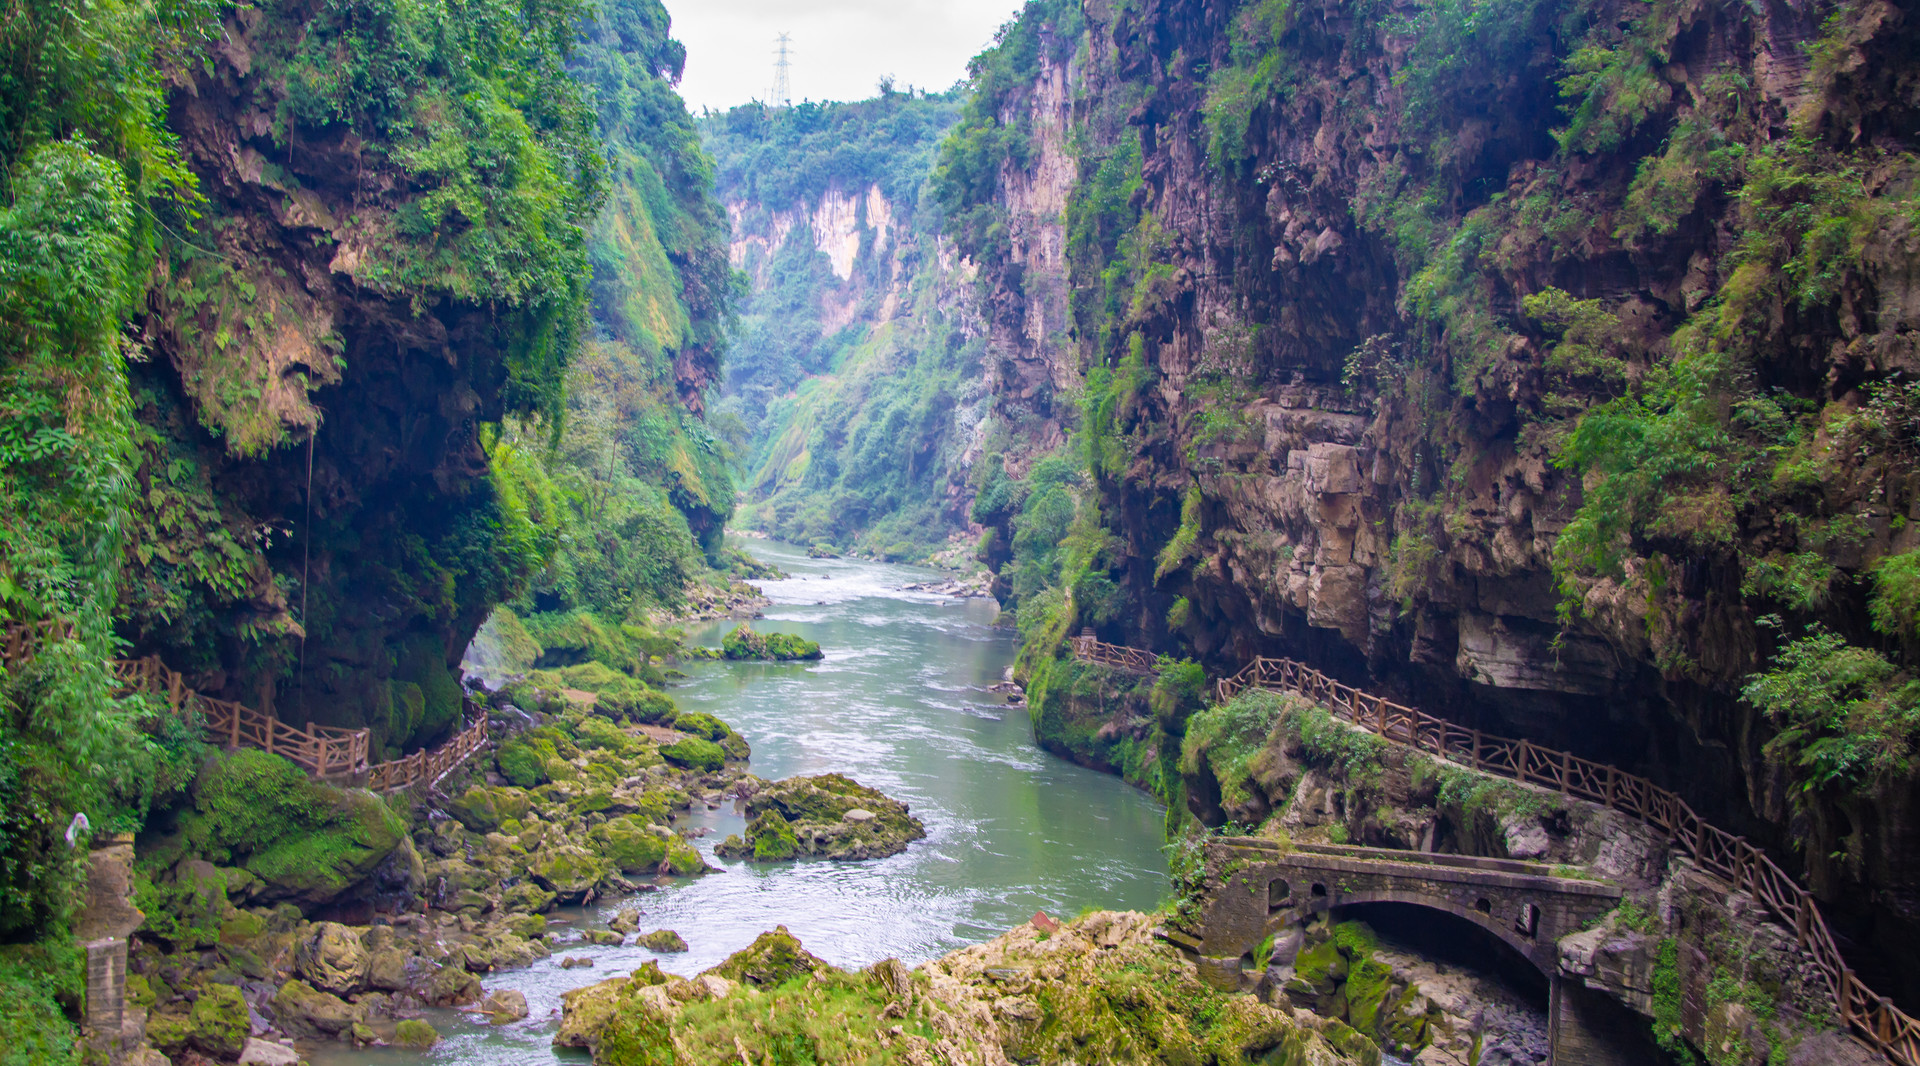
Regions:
[[706, 95, 991, 558], [952, 0, 1920, 1003]]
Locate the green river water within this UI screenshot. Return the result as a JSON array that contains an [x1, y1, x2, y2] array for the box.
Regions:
[[309, 538, 1170, 1064]]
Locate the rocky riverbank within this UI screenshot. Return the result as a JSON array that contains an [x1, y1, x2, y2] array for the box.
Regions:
[[554, 912, 1379, 1065], [113, 659, 935, 1065]]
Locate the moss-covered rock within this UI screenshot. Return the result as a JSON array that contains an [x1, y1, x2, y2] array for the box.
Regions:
[[295, 921, 369, 995], [451, 785, 534, 832], [1285, 922, 1432, 1057], [588, 816, 671, 873], [529, 845, 611, 902], [659, 735, 725, 771], [395, 1018, 440, 1047], [637, 929, 688, 952], [552, 912, 1376, 1065], [703, 926, 830, 988], [151, 750, 409, 908], [188, 981, 250, 1058], [716, 773, 925, 862], [272, 978, 364, 1038], [721, 624, 823, 661]]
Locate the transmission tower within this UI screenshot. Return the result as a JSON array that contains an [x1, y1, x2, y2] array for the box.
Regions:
[[771, 32, 793, 107]]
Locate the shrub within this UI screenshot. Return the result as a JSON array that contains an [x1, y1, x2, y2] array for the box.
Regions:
[[1742, 621, 1920, 796]]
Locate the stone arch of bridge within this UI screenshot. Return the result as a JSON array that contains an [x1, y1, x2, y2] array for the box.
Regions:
[[1263, 887, 1548, 973]]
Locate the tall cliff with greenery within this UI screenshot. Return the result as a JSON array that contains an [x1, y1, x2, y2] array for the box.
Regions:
[[946, 0, 1920, 1006], [0, 0, 732, 1051], [701, 91, 989, 559]]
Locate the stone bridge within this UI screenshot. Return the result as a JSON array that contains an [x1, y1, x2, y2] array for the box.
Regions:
[[1178, 838, 1622, 975], [1168, 838, 1648, 1066]]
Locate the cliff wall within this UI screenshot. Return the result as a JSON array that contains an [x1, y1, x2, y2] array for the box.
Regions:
[[953, 0, 1920, 1002], [705, 95, 992, 558]]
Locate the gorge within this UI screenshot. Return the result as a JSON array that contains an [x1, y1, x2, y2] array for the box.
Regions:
[[4, 0, 1920, 1064]]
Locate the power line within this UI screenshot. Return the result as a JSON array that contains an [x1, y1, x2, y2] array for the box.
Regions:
[[771, 32, 792, 108]]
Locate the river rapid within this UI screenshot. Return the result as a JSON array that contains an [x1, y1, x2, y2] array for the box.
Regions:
[[310, 539, 1169, 1065]]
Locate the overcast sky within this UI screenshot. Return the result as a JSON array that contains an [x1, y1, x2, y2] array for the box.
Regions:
[[662, 0, 1028, 114]]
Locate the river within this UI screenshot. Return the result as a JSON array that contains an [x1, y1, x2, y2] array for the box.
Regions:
[[311, 538, 1170, 1065]]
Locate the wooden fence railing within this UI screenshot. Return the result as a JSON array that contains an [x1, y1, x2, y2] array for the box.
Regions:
[[364, 715, 489, 792], [1167, 650, 1915, 1064], [110, 654, 489, 793], [1071, 629, 1161, 674]]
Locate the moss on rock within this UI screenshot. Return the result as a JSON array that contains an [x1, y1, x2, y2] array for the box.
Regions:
[[716, 773, 925, 862], [188, 981, 250, 1058], [659, 736, 724, 771]]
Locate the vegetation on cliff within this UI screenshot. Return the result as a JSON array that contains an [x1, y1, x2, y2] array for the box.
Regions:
[[0, 0, 735, 1052], [703, 91, 988, 560], [941, 0, 1920, 985]]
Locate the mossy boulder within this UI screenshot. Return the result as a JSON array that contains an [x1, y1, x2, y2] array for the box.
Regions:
[[188, 982, 250, 1058], [595, 684, 678, 725], [394, 1019, 440, 1047], [638, 929, 688, 952], [450, 785, 533, 832], [529, 845, 611, 902], [718, 773, 925, 862], [554, 961, 671, 1050], [703, 926, 830, 988], [1284, 921, 1432, 1057], [145, 1010, 193, 1054], [149, 750, 409, 908], [721, 624, 823, 661], [587, 816, 671, 873], [294, 921, 369, 995], [659, 735, 725, 771], [661, 836, 708, 875], [272, 978, 364, 1038], [671, 711, 729, 740]]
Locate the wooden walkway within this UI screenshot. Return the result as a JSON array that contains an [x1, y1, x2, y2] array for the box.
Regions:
[[1073, 641, 1919, 1065], [1070, 629, 1160, 673], [110, 654, 487, 792]]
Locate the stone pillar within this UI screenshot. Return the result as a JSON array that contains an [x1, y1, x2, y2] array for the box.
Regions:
[[85, 937, 127, 1059], [1550, 974, 1663, 1066], [76, 834, 144, 1064]]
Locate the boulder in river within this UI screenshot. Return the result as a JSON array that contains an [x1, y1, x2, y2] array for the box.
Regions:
[[637, 928, 688, 952], [714, 773, 924, 861], [481, 988, 529, 1024]]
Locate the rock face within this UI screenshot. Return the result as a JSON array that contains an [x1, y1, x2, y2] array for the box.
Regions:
[[714, 773, 926, 861], [961, 0, 1920, 1005], [553, 913, 1377, 1065]]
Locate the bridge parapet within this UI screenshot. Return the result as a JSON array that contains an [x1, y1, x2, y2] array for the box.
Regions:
[[1176, 837, 1622, 979]]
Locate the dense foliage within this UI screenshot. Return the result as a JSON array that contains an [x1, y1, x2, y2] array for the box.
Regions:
[[703, 90, 985, 559], [0, 0, 733, 1052]]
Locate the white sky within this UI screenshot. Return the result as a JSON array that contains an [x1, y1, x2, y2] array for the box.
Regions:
[[663, 0, 1028, 113]]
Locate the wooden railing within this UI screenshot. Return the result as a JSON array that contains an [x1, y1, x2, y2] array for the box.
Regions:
[[1203, 652, 1919, 1065], [1, 618, 77, 661], [111, 654, 490, 793], [1070, 629, 1161, 674], [364, 715, 488, 792], [114, 656, 371, 777]]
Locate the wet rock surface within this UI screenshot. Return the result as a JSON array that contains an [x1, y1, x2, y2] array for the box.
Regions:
[[714, 773, 927, 861]]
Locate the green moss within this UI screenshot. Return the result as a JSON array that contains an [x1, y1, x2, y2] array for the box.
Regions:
[[659, 736, 725, 771], [589, 816, 671, 873], [189, 982, 249, 1058], [705, 927, 829, 987], [746, 812, 799, 861], [394, 1019, 440, 1047], [721, 624, 822, 661]]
